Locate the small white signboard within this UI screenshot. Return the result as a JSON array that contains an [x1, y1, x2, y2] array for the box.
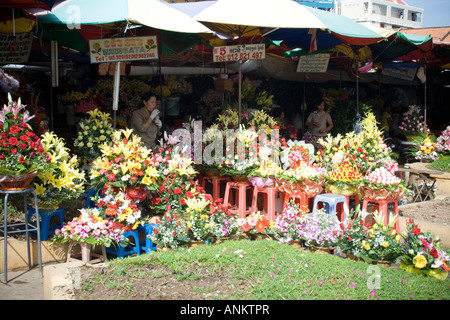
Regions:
[[297, 53, 330, 73]]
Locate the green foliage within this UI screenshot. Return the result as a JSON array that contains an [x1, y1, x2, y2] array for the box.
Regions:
[[426, 155, 450, 173], [330, 101, 372, 135]]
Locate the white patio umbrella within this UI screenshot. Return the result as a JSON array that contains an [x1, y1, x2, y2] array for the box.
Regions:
[[193, 0, 382, 124]]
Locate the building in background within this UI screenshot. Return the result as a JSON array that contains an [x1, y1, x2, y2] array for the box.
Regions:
[[337, 0, 423, 29]]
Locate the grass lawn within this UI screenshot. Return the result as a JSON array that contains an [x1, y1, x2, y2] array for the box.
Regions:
[[77, 239, 450, 301]]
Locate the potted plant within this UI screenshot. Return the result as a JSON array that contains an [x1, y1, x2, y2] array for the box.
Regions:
[[73, 109, 113, 166], [236, 211, 273, 240], [209, 199, 240, 241], [299, 208, 342, 253], [358, 210, 403, 266], [273, 200, 307, 245], [89, 128, 159, 199], [147, 211, 191, 249], [335, 206, 370, 260], [399, 218, 450, 280], [0, 94, 51, 190], [184, 194, 215, 244], [33, 131, 86, 209]]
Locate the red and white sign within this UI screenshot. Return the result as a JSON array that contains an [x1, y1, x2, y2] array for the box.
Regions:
[[213, 44, 265, 62]]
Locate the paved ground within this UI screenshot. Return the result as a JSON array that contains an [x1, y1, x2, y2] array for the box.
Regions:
[[1, 214, 449, 300]]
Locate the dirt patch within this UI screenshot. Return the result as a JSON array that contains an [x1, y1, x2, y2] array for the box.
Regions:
[[399, 196, 450, 226], [73, 264, 251, 300]]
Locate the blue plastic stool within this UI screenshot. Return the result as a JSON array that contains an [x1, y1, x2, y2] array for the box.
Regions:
[[86, 187, 102, 208], [27, 207, 64, 241], [137, 223, 157, 253], [312, 194, 348, 221], [106, 229, 140, 258]]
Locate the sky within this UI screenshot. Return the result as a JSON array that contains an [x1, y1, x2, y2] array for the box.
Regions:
[[404, 0, 450, 27]]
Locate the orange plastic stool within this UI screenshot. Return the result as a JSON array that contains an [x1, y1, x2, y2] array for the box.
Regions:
[[362, 198, 400, 233], [202, 176, 231, 202], [223, 182, 253, 219], [282, 192, 315, 213], [251, 186, 280, 221]]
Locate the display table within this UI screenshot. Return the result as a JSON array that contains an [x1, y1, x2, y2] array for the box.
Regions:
[[397, 164, 443, 202], [0, 188, 42, 283]]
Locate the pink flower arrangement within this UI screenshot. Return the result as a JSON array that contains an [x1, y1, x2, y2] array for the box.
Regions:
[[365, 167, 401, 186], [74, 100, 101, 113], [52, 208, 124, 247], [435, 126, 450, 154]]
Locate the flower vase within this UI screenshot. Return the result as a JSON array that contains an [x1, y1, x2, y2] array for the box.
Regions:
[[0, 170, 38, 191], [66, 241, 106, 264]]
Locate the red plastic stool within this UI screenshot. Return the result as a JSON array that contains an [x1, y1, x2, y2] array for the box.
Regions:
[[251, 186, 281, 221], [282, 192, 315, 213], [362, 198, 400, 233], [223, 182, 253, 219], [202, 176, 231, 202]]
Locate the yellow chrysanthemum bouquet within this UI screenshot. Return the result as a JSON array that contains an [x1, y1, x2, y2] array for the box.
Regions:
[[34, 131, 86, 209]]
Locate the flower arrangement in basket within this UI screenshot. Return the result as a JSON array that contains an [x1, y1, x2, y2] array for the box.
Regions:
[[397, 105, 428, 137], [399, 218, 449, 280], [89, 129, 159, 192], [33, 131, 86, 209], [51, 208, 124, 248], [147, 211, 191, 249], [0, 94, 51, 189], [413, 134, 438, 161], [357, 210, 403, 264], [298, 208, 342, 248], [74, 109, 114, 165], [435, 125, 450, 155], [94, 190, 143, 232], [273, 201, 307, 244], [248, 146, 282, 188], [237, 211, 273, 236], [325, 160, 363, 196], [360, 161, 408, 201]]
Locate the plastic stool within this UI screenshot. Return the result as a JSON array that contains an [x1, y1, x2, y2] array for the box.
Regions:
[[223, 182, 253, 218], [282, 193, 314, 213], [312, 194, 348, 221], [86, 187, 102, 208], [251, 186, 279, 220], [27, 207, 64, 241], [362, 198, 400, 233], [106, 229, 140, 258], [202, 176, 231, 202], [137, 223, 157, 253]]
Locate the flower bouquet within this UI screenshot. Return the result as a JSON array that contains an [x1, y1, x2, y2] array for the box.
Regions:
[[358, 210, 403, 264], [147, 211, 191, 249], [275, 162, 326, 198], [51, 208, 124, 248], [397, 105, 428, 138], [360, 161, 408, 201], [95, 190, 143, 232], [325, 160, 363, 196], [413, 134, 438, 161], [74, 109, 113, 165], [298, 208, 341, 250], [33, 132, 86, 209], [273, 201, 307, 244], [399, 218, 449, 280], [435, 125, 450, 155], [89, 129, 159, 193], [0, 94, 51, 188], [237, 211, 273, 238]]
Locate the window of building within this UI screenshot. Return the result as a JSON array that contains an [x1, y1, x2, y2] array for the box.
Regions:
[[372, 3, 387, 16], [391, 7, 405, 19]]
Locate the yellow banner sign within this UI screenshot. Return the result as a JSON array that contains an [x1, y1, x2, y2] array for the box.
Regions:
[[89, 36, 159, 64]]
